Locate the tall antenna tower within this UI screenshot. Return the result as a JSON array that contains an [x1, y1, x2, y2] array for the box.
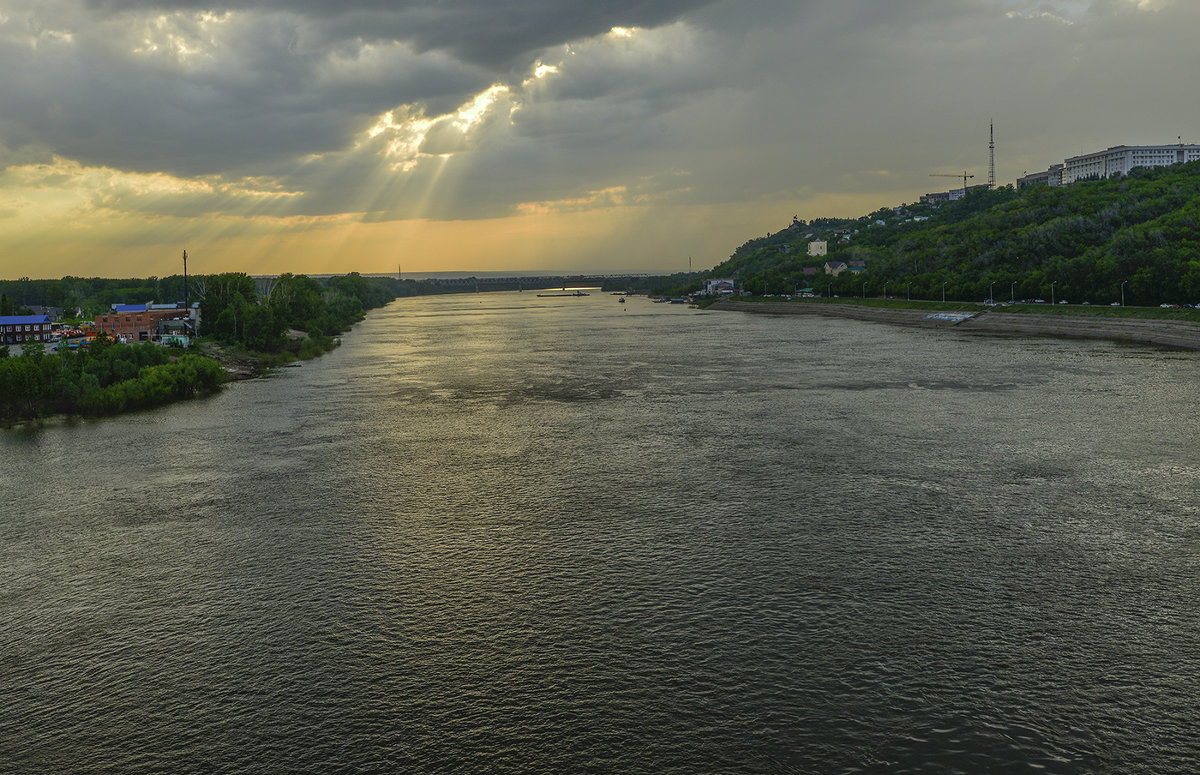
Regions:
[[182, 249, 189, 310], [988, 120, 996, 189]]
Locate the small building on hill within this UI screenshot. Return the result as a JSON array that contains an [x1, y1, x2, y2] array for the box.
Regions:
[[807, 240, 827, 257], [824, 261, 848, 276]]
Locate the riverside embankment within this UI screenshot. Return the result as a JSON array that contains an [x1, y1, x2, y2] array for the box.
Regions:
[[707, 300, 1200, 351]]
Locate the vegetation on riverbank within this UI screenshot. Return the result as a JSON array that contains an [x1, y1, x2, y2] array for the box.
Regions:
[[675, 161, 1200, 306], [0, 337, 225, 423], [199, 271, 396, 353], [0, 273, 449, 321], [0, 271, 410, 424]]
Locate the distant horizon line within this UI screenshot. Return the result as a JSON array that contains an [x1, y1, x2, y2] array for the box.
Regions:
[[0, 268, 692, 283]]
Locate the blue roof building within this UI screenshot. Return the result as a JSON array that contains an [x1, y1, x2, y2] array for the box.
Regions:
[[0, 314, 53, 344]]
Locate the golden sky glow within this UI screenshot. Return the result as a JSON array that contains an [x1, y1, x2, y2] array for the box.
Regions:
[[2, 0, 1198, 279]]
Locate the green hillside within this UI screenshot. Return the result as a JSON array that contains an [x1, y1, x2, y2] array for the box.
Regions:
[[711, 161, 1200, 306]]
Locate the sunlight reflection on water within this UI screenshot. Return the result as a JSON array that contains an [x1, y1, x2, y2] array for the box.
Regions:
[[3, 292, 1200, 773]]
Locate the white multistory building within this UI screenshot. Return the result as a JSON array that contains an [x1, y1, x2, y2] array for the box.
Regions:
[[1019, 143, 1200, 188]]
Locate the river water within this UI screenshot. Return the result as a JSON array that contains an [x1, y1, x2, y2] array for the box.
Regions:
[[3, 292, 1200, 773]]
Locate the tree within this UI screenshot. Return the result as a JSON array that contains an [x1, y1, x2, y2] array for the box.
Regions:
[[200, 273, 258, 340], [268, 273, 324, 330], [21, 337, 45, 361]]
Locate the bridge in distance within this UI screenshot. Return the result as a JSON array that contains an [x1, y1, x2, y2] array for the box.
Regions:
[[253, 274, 659, 296]]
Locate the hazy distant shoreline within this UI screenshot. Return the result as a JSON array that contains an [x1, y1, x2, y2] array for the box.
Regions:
[[707, 300, 1200, 352]]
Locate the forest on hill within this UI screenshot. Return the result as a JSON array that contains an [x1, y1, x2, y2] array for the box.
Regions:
[[704, 161, 1200, 306]]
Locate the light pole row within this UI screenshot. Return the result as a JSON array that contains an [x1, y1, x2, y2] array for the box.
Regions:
[[838, 277, 1132, 306]]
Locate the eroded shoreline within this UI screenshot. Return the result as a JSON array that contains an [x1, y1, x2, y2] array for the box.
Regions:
[[707, 300, 1200, 351]]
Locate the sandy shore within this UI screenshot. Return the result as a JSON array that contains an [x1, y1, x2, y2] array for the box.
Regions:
[[706, 300, 1200, 351]]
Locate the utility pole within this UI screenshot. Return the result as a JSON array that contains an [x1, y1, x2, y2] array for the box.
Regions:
[[182, 249, 189, 311]]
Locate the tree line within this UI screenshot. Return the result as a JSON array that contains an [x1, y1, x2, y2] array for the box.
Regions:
[[200, 271, 402, 354], [0, 271, 416, 422], [0, 337, 225, 422]]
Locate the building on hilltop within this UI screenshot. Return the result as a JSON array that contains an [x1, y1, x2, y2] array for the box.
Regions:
[[807, 240, 827, 257], [1062, 144, 1200, 184], [920, 183, 991, 205], [1019, 143, 1200, 188], [1017, 164, 1064, 189]]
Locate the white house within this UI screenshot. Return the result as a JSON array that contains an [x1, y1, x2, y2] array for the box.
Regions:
[[703, 278, 737, 296]]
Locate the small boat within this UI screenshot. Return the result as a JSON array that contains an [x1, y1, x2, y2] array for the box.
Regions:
[[618, 297, 626, 303]]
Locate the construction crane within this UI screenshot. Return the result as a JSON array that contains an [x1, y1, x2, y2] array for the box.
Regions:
[[930, 171, 975, 190]]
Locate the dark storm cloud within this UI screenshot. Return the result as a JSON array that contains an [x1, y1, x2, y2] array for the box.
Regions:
[[83, 0, 720, 67], [0, 0, 721, 182], [0, 7, 492, 176], [6, 0, 1200, 232]]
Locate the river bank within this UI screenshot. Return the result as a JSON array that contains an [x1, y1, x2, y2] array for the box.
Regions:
[[707, 299, 1200, 351]]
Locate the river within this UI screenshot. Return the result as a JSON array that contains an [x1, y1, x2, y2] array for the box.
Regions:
[[3, 291, 1200, 773]]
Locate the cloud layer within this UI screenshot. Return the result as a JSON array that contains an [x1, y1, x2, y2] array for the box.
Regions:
[[2, 0, 1199, 275]]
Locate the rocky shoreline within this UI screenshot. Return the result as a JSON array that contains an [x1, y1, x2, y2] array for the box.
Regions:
[[707, 300, 1200, 351]]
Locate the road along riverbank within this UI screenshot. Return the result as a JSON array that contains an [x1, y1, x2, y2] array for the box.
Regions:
[[706, 300, 1200, 351]]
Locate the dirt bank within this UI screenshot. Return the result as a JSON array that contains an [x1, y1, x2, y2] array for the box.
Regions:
[[706, 300, 1200, 351]]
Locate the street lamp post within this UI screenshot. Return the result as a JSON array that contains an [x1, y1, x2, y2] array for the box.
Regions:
[[906, 283, 911, 301], [1010, 281, 1017, 304], [1121, 280, 1128, 307], [1051, 281, 1057, 306], [883, 282, 889, 299], [942, 282, 947, 303], [990, 282, 995, 303], [862, 281, 866, 299]]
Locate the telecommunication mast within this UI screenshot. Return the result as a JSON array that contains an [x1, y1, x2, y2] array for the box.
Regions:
[[988, 120, 996, 189]]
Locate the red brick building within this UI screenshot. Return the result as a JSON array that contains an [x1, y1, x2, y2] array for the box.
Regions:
[[95, 307, 190, 343], [0, 315, 53, 344]]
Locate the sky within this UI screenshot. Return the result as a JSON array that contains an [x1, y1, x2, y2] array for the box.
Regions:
[[1, 0, 1198, 279]]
